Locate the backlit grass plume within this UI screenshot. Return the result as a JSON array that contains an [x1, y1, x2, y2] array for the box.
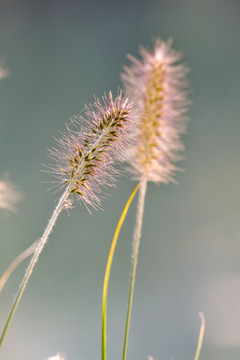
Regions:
[[48, 91, 134, 210], [0, 91, 134, 347], [121, 39, 190, 360], [122, 38, 189, 183]]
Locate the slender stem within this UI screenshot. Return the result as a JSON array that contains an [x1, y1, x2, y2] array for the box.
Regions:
[[0, 240, 38, 294], [102, 183, 140, 360], [0, 186, 70, 348], [122, 180, 147, 360], [194, 312, 206, 360]]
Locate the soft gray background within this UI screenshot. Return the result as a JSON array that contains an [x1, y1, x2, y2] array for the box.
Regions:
[[0, 0, 240, 359]]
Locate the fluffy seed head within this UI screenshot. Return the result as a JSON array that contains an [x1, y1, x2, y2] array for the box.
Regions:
[[48, 91, 134, 210], [122, 39, 190, 183]]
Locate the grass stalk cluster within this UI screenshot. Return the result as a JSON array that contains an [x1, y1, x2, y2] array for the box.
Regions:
[[0, 39, 202, 360]]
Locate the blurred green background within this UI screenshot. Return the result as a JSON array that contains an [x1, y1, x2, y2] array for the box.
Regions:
[[0, 0, 240, 359]]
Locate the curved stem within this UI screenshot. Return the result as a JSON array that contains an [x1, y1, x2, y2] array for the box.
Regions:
[[194, 312, 205, 360], [122, 180, 147, 360], [0, 240, 38, 294], [102, 183, 140, 360], [0, 186, 70, 348]]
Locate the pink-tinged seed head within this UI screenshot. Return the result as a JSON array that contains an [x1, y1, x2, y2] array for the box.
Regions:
[[0, 177, 23, 213], [122, 39, 190, 183], [0, 59, 9, 80], [47, 91, 135, 210]]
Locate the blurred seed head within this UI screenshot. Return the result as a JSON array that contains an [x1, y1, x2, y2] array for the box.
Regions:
[[0, 176, 23, 214], [47, 91, 135, 210], [47, 353, 66, 360], [0, 58, 9, 80], [122, 39, 190, 183]]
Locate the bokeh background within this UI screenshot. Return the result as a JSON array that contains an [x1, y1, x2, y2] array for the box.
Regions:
[[0, 0, 240, 359]]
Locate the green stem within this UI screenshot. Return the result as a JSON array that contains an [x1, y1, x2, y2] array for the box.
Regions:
[[102, 183, 139, 360], [122, 180, 147, 360], [0, 186, 70, 348]]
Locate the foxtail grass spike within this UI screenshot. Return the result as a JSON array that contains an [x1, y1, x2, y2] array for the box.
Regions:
[[0, 91, 134, 348], [48, 91, 134, 211], [122, 38, 189, 184], [121, 39, 190, 360]]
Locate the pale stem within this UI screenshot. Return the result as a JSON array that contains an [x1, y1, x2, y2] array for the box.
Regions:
[[0, 240, 38, 294], [194, 312, 206, 360], [0, 185, 70, 348], [122, 180, 147, 360]]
